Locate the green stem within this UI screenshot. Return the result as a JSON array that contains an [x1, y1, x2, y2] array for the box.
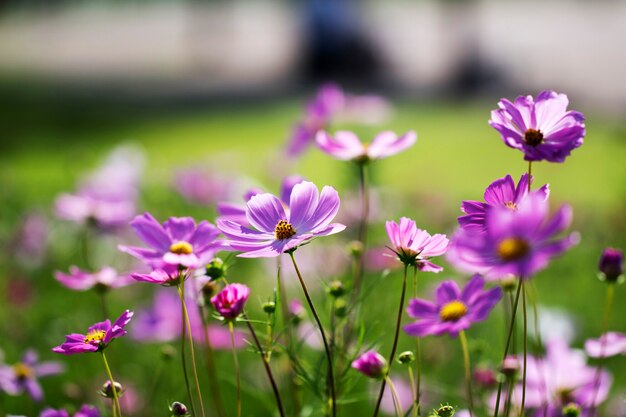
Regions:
[[527, 161, 532, 192], [589, 282, 615, 417], [201, 305, 227, 417], [353, 161, 370, 297], [229, 321, 242, 417], [99, 291, 109, 319], [519, 282, 527, 417], [413, 266, 422, 417], [527, 283, 549, 417], [407, 365, 417, 417], [386, 376, 405, 417], [493, 281, 523, 417], [177, 283, 197, 417], [289, 251, 336, 417], [373, 264, 408, 417], [459, 331, 475, 417], [101, 351, 122, 417]]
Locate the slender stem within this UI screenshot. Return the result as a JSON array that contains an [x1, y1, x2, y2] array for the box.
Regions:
[[200, 305, 227, 417], [589, 282, 615, 417], [519, 283, 527, 417], [99, 291, 109, 319], [353, 161, 370, 296], [407, 366, 417, 417], [101, 351, 122, 417], [527, 283, 549, 417], [177, 283, 197, 417], [289, 251, 336, 417], [459, 331, 475, 417], [229, 322, 241, 417], [493, 281, 523, 417], [503, 377, 514, 417], [527, 161, 532, 192], [373, 264, 408, 417], [413, 266, 421, 417], [386, 376, 405, 417], [244, 315, 287, 417]]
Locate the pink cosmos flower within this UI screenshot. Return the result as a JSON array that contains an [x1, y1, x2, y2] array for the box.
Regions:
[[489, 90, 585, 162], [40, 405, 100, 417], [316, 130, 416, 162], [352, 350, 388, 379], [211, 284, 250, 320], [174, 168, 232, 206], [52, 310, 133, 355], [458, 174, 549, 232], [130, 265, 185, 287], [217, 181, 345, 258], [119, 213, 223, 269], [585, 332, 626, 358], [54, 266, 135, 291], [404, 275, 502, 337], [385, 217, 449, 271], [447, 193, 579, 279], [0, 349, 64, 402]]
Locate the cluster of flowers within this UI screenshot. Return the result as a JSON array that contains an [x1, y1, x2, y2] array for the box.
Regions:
[[1, 86, 624, 417]]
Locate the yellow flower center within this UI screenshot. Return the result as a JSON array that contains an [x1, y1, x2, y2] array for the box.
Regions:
[[13, 363, 33, 379], [83, 329, 106, 344], [504, 201, 517, 210], [275, 220, 296, 240], [439, 301, 468, 322], [497, 238, 530, 261], [524, 128, 544, 146], [170, 241, 193, 255]]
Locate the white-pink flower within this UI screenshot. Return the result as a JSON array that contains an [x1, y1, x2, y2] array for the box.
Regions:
[[316, 130, 416, 162]]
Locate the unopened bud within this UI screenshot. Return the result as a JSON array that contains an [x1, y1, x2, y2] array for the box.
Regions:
[[435, 404, 455, 417], [327, 280, 345, 297], [98, 380, 125, 398], [349, 241, 364, 258], [598, 248, 623, 283], [501, 355, 519, 377], [202, 280, 220, 301], [161, 345, 176, 361], [170, 401, 189, 416], [500, 275, 517, 292], [397, 351, 415, 365], [562, 403, 581, 417], [262, 301, 276, 314], [205, 258, 227, 280], [334, 299, 347, 317]]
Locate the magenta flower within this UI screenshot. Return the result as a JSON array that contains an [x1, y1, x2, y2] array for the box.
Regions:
[[52, 310, 133, 355], [598, 247, 623, 282], [174, 168, 232, 206], [352, 350, 388, 379], [404, 275, 502, 337], [585, 332, 626, 358], [316, 130, 416, 162], [489, 90, 585, 162], [0, 350, 63, 402], [55, 266, 135, 291], [211, 284, 250, 320], [385, 217, 449, 271], [217, 181, 345, 258], [458, 173, 549, 232], [40, 405, 100, 417], [119, 213, 223, 269], [130, 265, 185, 287], [447, 193, 579, 279]]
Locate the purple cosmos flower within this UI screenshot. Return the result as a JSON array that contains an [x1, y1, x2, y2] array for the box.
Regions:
[[40, 405, 100, 417], [174, 168, 232, 206], [458, 174, 549, 232], [119, 213, 223, 270], [489, 90, 585, 162], [52, 310, 133, 355], [385, 217, 449, 271], [585, 332, 626, 358], [132, 289, 245, 349], [130, 265, 185, 287], [316, 130, 416, 162], [352, 350, 388, 379], [404, 274, 502, 337], [598, 247, 623, 282], [211, 284, 250, 320], [447, 193, 579, 279], [55, 266, 135, 291], [0, 350, 63, 402], [217, 181, 345, 258]]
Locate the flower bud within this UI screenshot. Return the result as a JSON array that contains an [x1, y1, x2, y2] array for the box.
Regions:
[[327, 280, 345, 297], [500, 355, 519, 377], [334, 299, 347, 317], [202, 280, 220, 301], [473, 367, 497, 388], [211, 283, 250, 320], [562, 403, 581, 417], [351, 350, 388, 379], [161, 345, 176, 361], [435, 404, 455, 417], [348, 241, 364, 258], [397, 351, 415, 365], [289, 299, 305, 325], [205, 258, 227, 280], [500, 275, 517, 292], [98, 380, 125, 398], [598, 248, 623, 283], [170, 401, 189, 416], [262, 301, 276, 314]]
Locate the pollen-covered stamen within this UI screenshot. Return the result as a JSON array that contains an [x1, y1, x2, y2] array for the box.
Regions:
[[84, 329, 107, 344], [497, 237, 530, 261], [524, 128, 544, 146], [504, 201, 517, 210], [439, 301, 468, 322], [275, 220, 296, 240], [170, 241, 193, 255], [13, 363, 33, 379]]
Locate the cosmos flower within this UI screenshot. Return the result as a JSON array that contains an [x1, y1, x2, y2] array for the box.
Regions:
[[54, 266, 135, 291], [0, 350, 63, 402], [458, 174, 549, 232], [385, 217, 449, 271], [211, 284, 250, 320], [404, 275, 502, 337], [352, 350, 388, 379], [585, 332, 626, 358], [447, 193, 579, 279], [316, 130, 416, 163], [39, 405, 100, 417], [173, 168, 233, 206], [52, 310, 133, 355], [119, 213, 223, 269], [489, 90, 585, 162], [217, 181, 345, 258], [130, 265, 185, 287]]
